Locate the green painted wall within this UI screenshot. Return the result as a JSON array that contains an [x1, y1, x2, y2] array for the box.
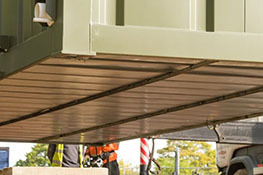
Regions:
[[23, 0, 42, 41], [0, 0, 63, 79], [0, 0, 42, 48]]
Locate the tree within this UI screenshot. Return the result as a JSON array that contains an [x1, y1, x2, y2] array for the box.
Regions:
[[156, 140, 218, 175], [15, 144, 51, 167], [119, 159, 139, 175]]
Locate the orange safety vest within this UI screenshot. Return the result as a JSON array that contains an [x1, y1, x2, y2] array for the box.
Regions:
[[85, 143, 119, 164]]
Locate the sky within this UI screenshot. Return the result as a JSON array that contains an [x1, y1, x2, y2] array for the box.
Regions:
[[0, 139, 168, 167], [0, 142, 35, 166]]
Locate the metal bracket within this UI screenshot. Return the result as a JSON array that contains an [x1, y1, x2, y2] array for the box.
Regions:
[[34, 0, 56, 21], [214, 125, 224, 143], [0, 36, 10, 53]]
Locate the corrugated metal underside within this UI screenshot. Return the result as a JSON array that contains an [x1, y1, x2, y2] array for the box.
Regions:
[[0, 54, 263, 144]]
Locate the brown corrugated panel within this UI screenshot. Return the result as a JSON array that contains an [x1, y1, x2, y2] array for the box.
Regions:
[[0, 54, 263, 144]]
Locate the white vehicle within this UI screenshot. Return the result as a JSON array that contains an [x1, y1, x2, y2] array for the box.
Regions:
[[216, 144, 262, 175], [161, 120, 263, 175]]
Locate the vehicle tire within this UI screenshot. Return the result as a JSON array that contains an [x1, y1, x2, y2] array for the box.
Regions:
[[233, 169, 248, 175]]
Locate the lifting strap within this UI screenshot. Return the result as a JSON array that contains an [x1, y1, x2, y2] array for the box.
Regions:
[[147, 138, 162, 175], [51, 144, 64, 167]]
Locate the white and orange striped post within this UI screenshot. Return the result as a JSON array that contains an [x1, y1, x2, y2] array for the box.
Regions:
[[140, 138, 150, 175]]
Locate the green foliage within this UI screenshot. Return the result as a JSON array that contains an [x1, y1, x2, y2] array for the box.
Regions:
[[157, 140, 219, 175], [119, 159, 139, 175], [15, 144, 50, 167]]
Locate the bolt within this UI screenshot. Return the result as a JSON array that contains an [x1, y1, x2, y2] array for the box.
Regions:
[[0, 46, 8, 53]]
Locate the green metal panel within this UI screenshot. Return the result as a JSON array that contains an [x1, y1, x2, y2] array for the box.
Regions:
[[125, 0, 206, 30], [0, 0, 63, 79], [0, 29, 52, 78], [23, 0, 42, 41], [206, 0, 214, 32], [0, 0, 2, 34], [0, 0, 43, 47], [116, 0, 124, 25], [215, 0, 245, 32], [51, 0, 63, 54], [246, 0, 263, 33], [0, 0, 18, 47]]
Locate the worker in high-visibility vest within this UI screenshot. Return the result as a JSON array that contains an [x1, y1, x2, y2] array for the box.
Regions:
[[84, 143, 119, 175], [47, 144, 83, 167]]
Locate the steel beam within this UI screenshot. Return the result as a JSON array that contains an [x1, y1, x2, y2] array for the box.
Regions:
[[39, 62, 176, 72]]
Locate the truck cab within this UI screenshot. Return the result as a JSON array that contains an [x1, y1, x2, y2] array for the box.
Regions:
[[217, 144, 263, 175], [160, 117, 263, 175], [216, 118, 263, 175]]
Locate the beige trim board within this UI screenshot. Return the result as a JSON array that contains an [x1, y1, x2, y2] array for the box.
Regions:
[[91, 24, 263, 63]]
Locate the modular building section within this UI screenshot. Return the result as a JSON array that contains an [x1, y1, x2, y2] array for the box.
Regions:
[[0, 0, 263, 145]]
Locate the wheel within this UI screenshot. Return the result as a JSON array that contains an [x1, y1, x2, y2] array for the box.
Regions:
[[233, 169, 248, 175]]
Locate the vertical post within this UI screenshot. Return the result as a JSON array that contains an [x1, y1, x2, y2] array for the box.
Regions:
[[174, 148, 180, 175], [17, 0, 24, 44], [189, 0, 206, 31], [206, 0, 214, 32], [140, 138, 149, 175], [92, 0, 116, 25], [116, 0, 124, 25]]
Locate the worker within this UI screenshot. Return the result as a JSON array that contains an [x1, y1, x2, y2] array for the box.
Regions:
[[47, 144, 83, 167], [84, 143, 120, 175]]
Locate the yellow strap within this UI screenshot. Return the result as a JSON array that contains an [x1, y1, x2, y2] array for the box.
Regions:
[[51, 144, 64, 167], [79, 145, 83, 168]]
